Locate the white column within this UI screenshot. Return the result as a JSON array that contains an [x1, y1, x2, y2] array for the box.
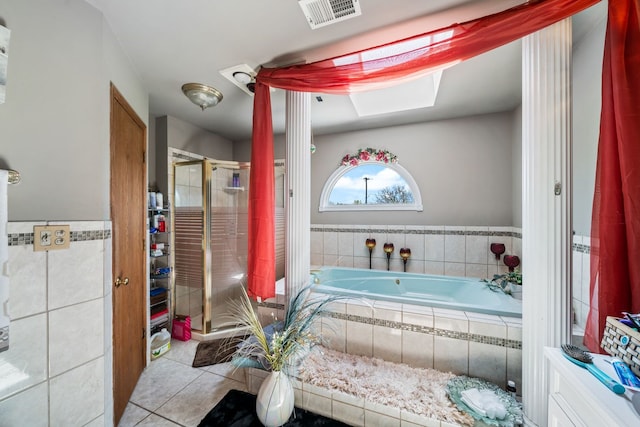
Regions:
[[284, 91, 311, 302], [522, 19, 573, 427]]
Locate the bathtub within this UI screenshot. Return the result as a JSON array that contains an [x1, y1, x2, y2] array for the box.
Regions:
[[311, 266, 522, 318]]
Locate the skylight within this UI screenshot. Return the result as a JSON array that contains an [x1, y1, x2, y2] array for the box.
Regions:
[[348, 71, 443, 116], [332, 31, 454, 116]]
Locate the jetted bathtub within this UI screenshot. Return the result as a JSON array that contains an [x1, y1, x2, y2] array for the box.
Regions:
[[311, 266, 522, 318]]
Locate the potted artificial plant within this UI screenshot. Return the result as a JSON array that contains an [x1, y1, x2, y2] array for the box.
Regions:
[[227, 284, 345, 427], [482, 269, 522, 299]]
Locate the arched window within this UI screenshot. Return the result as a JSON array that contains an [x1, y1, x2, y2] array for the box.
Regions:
[[319, 149, 422, 212]]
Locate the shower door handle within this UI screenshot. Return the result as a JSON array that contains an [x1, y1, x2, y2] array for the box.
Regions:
[[115, 277, 129, 288]]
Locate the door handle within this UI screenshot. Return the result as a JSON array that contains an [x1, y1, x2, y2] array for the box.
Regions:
[[115, 277, 130, 288]]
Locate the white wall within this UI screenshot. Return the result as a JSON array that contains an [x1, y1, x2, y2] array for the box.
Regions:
[[572, 2, 606, 236], [0, 0, 148, 425], [155, 115, 234, 195], [233, 133, 286, 162], [311, 112, 516, 226], [511, 106, 522, 228], [570, 1, 607, 333], [0, 0, 147, 221]]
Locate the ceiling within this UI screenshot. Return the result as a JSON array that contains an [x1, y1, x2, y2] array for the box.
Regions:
[[85, 0, 603, 142]]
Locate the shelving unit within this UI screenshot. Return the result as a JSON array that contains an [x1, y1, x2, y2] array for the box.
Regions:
[[149, 206, 172, 336]]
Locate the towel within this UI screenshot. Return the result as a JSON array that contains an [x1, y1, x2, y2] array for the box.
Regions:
[[460, 387, 507, 420], [0, 170, 9, 353]]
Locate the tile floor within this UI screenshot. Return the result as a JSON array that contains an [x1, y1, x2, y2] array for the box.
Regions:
[[118, 339, 247, 427]]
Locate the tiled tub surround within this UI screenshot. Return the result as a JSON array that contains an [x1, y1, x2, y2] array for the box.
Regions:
[[311, 225, 522, 280], [248, 298, 522, 427], [246, 367, 467, 427], [0, 221, 113, 427]]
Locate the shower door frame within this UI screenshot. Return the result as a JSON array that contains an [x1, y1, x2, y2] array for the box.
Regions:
[[172, 159, 213, 334]]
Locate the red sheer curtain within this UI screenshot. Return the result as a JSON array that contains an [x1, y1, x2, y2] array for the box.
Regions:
[[247, 82, 275, 300], [247, 0, 599, 299], [584, 0, 640, 352]]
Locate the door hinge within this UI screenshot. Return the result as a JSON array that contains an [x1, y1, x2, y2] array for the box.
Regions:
[[142, 328, 146, 340]]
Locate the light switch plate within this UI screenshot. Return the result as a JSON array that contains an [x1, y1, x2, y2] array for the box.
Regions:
[[33, 225, 71, 251]]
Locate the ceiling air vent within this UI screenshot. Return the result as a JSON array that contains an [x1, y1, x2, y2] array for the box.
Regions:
[[298, 0, 362, 29]]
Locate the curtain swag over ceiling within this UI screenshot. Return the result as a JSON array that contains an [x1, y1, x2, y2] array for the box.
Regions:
[[584, 0, 640, 352], [247, 0, 601, 300]]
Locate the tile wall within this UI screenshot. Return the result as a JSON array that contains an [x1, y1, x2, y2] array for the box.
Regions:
[[311, 225, 523, 279], [317, 299, 522, 392], [0, 221, 112, 426], [311, 224, 590, 334], [572, 234, 591, 334]]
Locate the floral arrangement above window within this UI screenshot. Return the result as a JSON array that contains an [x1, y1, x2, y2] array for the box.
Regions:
[[340, 148, 398, 166]]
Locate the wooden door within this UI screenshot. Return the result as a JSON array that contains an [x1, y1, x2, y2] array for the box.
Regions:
[[110, 83, 147, 424]]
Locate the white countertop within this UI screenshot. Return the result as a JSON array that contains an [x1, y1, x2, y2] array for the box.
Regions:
[[545, 347, 640, 426]]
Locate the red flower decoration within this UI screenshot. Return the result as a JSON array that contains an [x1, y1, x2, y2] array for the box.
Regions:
[[340, 148, 398, 166]]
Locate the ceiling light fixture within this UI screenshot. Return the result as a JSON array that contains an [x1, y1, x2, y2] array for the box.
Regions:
[[220, 64, 259, 96], [181, 83, 223, 111], [232, 71, 252, 84], [233, 71, 256, 93]]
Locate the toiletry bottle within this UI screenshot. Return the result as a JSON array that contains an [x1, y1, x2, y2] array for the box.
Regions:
[[506, 380, 517, 399], [611, 358, 640, 387], [232, 173, 240, 187]]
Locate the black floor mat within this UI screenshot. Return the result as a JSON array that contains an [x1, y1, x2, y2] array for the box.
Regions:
[[198, 389, 351, 427]]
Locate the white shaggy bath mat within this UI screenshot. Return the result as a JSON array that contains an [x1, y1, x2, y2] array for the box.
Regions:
[[298, 346, 474, 427]]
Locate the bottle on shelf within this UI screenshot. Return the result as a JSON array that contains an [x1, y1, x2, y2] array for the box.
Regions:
[[147, 193, 173, 349]]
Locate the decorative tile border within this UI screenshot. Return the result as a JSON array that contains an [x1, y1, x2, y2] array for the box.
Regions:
[[172, 152, 200, 161], [258, 301, 284, 311], [8, 230, 111, 246], [573, 243, 590, 254], [326, 311, 522, 350], [311, 226, 521, 239], [7, 232, 34, 246], [257, 301, 522, 350], [170, 147, 203, 162], [71, 230, 111, 242]]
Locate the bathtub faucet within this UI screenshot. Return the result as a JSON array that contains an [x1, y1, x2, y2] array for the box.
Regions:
[[310, 271, 320, 284]]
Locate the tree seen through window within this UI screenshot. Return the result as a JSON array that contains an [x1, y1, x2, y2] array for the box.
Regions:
[[328, 164, 414, 206]]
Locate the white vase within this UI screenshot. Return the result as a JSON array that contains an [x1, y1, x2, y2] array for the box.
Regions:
[[509, 283, 523, 300], [256, 370, 295, 427]]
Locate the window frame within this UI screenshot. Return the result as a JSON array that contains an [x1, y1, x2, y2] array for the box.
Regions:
[[319, 161, 423, 212]]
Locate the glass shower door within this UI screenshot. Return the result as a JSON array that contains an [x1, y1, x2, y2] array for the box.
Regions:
[[173, 161, 205, 331], [207, 164, 249, 331]]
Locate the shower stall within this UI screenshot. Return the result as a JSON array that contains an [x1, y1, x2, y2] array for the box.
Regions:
[[172, 159, 285, 337]]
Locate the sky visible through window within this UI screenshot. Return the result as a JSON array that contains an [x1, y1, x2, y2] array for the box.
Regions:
[[329, 164, 411, 205]]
